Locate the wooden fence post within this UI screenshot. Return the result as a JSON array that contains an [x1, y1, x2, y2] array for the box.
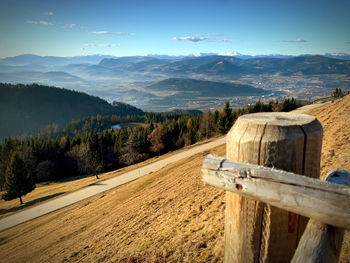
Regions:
[[225, 112, 323, 262], [291, 169, 350, 263]]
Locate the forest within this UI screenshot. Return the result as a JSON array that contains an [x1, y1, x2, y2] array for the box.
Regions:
[[0, 98, 299, 197], [0, 83, 144, 140]]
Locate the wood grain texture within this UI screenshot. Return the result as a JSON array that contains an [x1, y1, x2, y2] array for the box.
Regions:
[[225, 112, 323, 263], [201, 155, 350, 229], [292, 169, 350, 263]]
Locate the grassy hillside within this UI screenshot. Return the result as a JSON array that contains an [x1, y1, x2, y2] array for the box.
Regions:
[[0, 96, 349, 262], [0, 83, 144, 140]]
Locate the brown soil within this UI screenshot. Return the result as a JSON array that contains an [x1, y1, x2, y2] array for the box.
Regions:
[[0, 96, 349, 262]]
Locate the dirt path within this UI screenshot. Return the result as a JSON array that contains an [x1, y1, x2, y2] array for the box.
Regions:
[[0, 137, 225, 232]]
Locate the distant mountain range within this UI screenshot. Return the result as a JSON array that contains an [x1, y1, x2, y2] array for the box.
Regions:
[[1, 53, 349, 82], [0, 54, 117, 67], [2, 52, 350, 65], [0, 53, 349, 111]]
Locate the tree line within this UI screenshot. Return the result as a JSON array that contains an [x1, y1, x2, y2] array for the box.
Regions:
[[0, 98, 298, 204]]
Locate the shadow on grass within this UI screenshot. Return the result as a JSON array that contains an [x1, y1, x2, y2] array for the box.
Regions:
[[0, 192, 66, 216], [0, 237, 7, 245], [56, 174, 90, 183]]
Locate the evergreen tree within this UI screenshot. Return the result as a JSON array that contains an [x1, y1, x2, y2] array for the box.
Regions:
[[0, 138, 15, 191], [217, 101, 233, 134], [3, 152, 36, 205], [333, 88, 344, 98], [213, 110, 219, 125]]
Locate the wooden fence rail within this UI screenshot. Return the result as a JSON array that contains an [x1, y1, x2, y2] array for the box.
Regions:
[[201, 112, 349, 262], [201, 157, 350, 262], [202, 155, 350, 229]]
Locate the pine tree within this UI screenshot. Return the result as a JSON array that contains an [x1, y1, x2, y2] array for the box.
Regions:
[[333, 88, 344, 98], [3, 152, 36, 205], [217, 101, 233, 134]]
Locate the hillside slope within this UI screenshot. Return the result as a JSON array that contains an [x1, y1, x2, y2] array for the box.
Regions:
[[0, 83, 143, 140], [306, 95, 350, 179], [0, 96, 350, 262]]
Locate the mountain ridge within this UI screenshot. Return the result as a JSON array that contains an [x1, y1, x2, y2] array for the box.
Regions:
[[0, 83, 144, 140]]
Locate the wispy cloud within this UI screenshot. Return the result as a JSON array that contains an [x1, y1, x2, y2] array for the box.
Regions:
[[39, 20, 51, 25], [282, 38, 307, 43], [84, 43, 120, 47], [173, 35, 207, 42], [44, 11, 54, 16], [173, 34, 230, 43], [25, 20, 52, 25], [208, 38, 231, 43], [92, 31, 132, 35], [65, 24, 76, 28], [346, 41, 350, 44], [209, 33, 224, 37]]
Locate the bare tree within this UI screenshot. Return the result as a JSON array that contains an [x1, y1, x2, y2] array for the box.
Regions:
[[148, 127, 165, 156]]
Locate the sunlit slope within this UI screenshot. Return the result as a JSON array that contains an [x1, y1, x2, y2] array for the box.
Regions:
[[0, 146, 226, 262], [306, 95, 350, 179], [1, 95, 350, 262], [306, 95, 350, 262]]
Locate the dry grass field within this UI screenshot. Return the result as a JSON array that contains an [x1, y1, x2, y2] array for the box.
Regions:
[[0, 145, 226, 262], [0, 136, 222, 220], [0, 95, 349, 262]]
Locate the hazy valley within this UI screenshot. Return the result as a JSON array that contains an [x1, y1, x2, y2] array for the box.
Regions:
[[1, 54, 350, 111]]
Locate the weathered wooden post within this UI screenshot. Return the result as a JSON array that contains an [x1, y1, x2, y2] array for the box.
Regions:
[[225, 112, 323, 262], [292, 169, 350, 263], [201, 156, 350, 262]]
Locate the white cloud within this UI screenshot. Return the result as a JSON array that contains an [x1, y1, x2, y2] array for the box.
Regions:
[[84, 43, 120, 48], [283, 38, 307, 43], [26, 20, 52, 25], [173, 34, 230, 43], [80, 47, 85, 51], [101, 44, 120, 47], [26, 20, 38, 24], [39, 20, 51, 25], [92, 31, 132, 35], [44, 11, 54, 16], [218, 51, 242, 56], [65, 24, 76, 28], [172, 35, 207, 42]]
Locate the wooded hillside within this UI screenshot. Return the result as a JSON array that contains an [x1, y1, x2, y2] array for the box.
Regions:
[[0, 83, 144, 140]]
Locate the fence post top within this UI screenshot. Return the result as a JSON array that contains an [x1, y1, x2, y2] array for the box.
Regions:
[[236, 112, 318, 126]]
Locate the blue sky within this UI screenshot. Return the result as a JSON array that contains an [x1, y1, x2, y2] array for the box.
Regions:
[[1, 0, 349, 58]]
